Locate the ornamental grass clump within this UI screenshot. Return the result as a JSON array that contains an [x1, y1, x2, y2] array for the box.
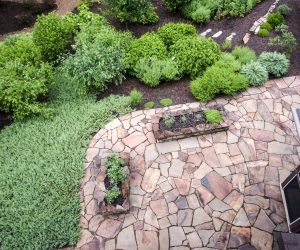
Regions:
[[241, 61, 269, 86]]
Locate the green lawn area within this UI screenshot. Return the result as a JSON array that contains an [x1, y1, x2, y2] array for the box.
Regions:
[[0, 84, 131, 249]]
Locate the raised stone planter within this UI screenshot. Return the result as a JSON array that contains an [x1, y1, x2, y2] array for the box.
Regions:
[[153, 106, 230, 142], [93, 153, 130, 216]]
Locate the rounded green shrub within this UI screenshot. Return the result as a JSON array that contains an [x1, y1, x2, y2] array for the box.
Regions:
[[258, 52, 289, 77], [126, 33, 168, 70], [204, 109, 222, 124], [232, 46, 257, 65], [258, 28, 269, 37], [129, 89, 143, 106], [267, 13, 284, 28], [160, 98, 173, 107], [144, 101, 155, 109], [170, 37, 221, 78], [240, 61, 268, 86], [33, 13, 75, 63], [190, 65, 248, 102], [261, 22, 273, 32], [275, 4, 291, 16], [157, 23, 197, 48]]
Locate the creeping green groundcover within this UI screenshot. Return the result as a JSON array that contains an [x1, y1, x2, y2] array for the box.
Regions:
[[0, 88, 132, 249]]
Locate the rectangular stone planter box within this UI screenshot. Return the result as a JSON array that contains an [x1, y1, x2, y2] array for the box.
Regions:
[[98, 153, 130, 216], [153, 106, 230, 142]]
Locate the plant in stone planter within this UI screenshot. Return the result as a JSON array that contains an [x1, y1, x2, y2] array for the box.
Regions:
[[164, 115, 175, 129], [204, 109, 222, 124]]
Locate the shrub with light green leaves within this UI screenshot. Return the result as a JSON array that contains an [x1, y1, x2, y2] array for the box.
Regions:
[[232, 46, 257, 65], [134, 56, 179, 87], [104, 0, 158, 24], [190, 65, 248, 102], [170, 36, 221, 78], [33, 13, 75, 63], [241, 61, 268, 86], [157, 23, 197, 48], [126, 33, 168, 71], [258, 52, 289, 77]]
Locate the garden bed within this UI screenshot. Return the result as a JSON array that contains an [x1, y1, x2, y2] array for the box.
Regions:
[[153, 106, 230, 142]]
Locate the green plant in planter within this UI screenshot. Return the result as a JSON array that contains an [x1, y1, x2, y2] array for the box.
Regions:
[[160, 98, 173, 107], [106, 186, 121, 204], [204, 109, 222, 124], [164, 115, 175, 129], [180, 114, 188, 124], [129, 89, 143, 106], [144, 101, 155, 109]]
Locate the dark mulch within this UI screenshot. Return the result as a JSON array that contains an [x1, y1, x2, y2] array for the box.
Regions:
[[0, 1, 56, 37]]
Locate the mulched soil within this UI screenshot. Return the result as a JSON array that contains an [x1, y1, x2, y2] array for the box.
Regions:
[[95, 0, 300, 108], [0, 1, 56, 37]]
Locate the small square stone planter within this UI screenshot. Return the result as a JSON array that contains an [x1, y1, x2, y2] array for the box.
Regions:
[[97, 153, 130, 216], [153, 106, 230, 142]]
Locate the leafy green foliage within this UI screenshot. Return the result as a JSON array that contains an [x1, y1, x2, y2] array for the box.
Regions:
[[268, 31, 297, 57], [126, 33, 168, 71], [275, 4, 291, 16], [106, 186, 121, 204], [261, 22, 273, 32], [204, 109, 222, 124], [160, 98, 173, 107], [157, 23, 197, 48], [104, 0, 158, 24], [163, 115, 175, 128], [190, 65, 248, 102], [134, 56, 179, 87], [61, 27, 132, 92], [258, 28, 269, 37], [258, 52, 289, 77], [267, 13, 284, 28], [144, 101, 155, 109], [170, 37, 221, 78], [232, 46, 257, 65], [33, 13, 75, 63], [106, 155, 127, 186], [130, 89, 143, 106], [240, 61, 268, 86], [164, 0, 191, 11], [0, 93, 132, 250]]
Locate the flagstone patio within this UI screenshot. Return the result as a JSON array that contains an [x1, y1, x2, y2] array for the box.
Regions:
[[78, 76, 300, 250]]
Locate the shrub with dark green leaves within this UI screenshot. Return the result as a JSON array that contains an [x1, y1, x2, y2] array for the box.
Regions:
[[240, 61, 268, 86], [157, 23, 197, 48], [62, 27, 132, 92], [190, 65, 248, 102], [261, 22, 273, 32], [267, 13, 284, 28], [126, 33, 168, 70], [204, 109, 222, 124], [33, 13, 75, 62], [164, 0, 191, 11], [258, 52, 289, 77], [130, 89, 143, 106], [134, 56, 179, 87], [160, 98, 173, 107], [275, 4, 291, 16], [144, 101, 155, 109], [170, 37, 221, 78], [258, 28, 269, 37], [268, 31, 297, 57], [232, 46, 257, 65], [104, 0, 158, 24]]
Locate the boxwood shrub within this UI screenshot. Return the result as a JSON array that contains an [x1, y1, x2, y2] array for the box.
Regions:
[[170, 36, 221, 78]]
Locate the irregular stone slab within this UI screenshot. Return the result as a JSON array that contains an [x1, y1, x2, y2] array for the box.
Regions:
[[122, 131, 147, 149], [223, 190, 244, 211], [97, 219, 121, 238], [145, 206, 159, 228], [268, 141, 295, 155], [193, 207, 212, 226], [116, 225, 137, 250], [202, 147, 220, 168], [178, 137, 199, 149], [178, 209, 193, 226], [169, 226, 186, 246], [141, 168, 160, 193], [233, 208, 250, 227], [136, 230, 158, 250], [159, 228, 169, 250], [186, 231, 203, 248], [228, 226, 250, 248], [238, 138, 256, 161], [156, 141, 180, 154], [251, 227, 273, 250], [201, 171, 232, 200], [174, 178, 190, 195], [150, 198, 169, 219], [254, 210, 276, 233]]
